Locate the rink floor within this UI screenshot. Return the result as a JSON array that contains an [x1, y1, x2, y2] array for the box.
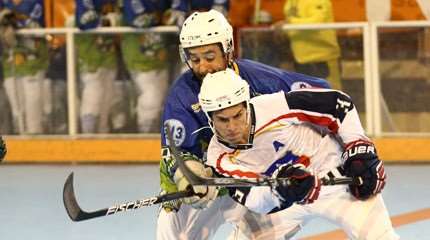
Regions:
[[0, 164, 429, 240]]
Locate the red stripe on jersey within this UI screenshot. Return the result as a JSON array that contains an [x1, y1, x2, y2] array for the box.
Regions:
[[216, 152, 260, 178], [256, 112, 340, 134]]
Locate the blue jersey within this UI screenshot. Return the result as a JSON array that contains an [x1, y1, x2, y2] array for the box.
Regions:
[[167, 0, 229, 12], [161, 59, 331, 159], [122, 0, 161, 27], [0, 0, 44, 28], [75, 0, 117, 30]]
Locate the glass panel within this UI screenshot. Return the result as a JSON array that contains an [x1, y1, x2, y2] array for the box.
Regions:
[[238, 27, 367, 130], [378, 27, 430, 133], [75, 31, 181, 134]]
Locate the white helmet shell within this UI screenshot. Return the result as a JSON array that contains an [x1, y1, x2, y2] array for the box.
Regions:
[[179, 10, 234, 56], [199, 69, 250, 113]]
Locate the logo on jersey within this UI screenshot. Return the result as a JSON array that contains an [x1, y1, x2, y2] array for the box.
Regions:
[[336, 98, 352, 114], [291, 81, 312, 90], [164, 119, 186, 146], [273, 141, 285, 152], [191, 103, 201, 113]]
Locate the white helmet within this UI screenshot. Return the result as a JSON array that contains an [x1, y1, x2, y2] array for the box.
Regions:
[[179, 10, 234, 61], [199, 69, 250, 114]]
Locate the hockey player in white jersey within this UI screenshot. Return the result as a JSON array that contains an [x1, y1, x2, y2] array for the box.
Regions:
[[176, 69, 399, 239]]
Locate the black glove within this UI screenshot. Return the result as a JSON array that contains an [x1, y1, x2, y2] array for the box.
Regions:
[[0, 136, 6, 162], [342, 140, 386, 200], [272, 164, 321, 205]]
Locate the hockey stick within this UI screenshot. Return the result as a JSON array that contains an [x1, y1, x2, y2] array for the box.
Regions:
[[62, 172, 194, 222], [166, 126, 362, 188]]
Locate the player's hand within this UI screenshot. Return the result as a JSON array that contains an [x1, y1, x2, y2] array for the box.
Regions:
[[80, 10, 98, 26], [343, 140, 386, 200], [131, 13, 158, 28], [174, 160, 218, 209], [0, 136, 6, 162], [272, 163, 321, 204]]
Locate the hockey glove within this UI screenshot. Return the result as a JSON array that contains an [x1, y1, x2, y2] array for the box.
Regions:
[[0, 136, 6, 162], [272, 164, 321, 205], [174, 160, 218, 209], [342, 140, 386, 200]]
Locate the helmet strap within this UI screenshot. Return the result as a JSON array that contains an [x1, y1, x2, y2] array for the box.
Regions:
[[215, 103, 256, 150]]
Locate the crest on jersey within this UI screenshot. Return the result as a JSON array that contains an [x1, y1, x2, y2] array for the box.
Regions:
[[191, 103, 201, 113]]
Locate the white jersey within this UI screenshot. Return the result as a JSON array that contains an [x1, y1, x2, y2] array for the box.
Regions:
[[206, 89, 368, 213], [203, 89, 398, 240]]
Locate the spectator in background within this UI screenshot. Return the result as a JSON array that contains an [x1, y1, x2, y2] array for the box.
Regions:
[[76, 0, 126, 133], [43, 0, 75, 134], [275, 0, 342, 90], [121, 0, 171, 133], [0, 0, 50, 134], [0, 40, 13, 134]]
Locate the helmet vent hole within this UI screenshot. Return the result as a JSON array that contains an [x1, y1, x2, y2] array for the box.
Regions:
[[207, 33, 212, 36], [215, 32, 219, 35], [209, 18, 215, 22]]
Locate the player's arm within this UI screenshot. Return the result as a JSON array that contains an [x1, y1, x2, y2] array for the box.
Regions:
[[122, 0, 160, 28], [285, 89, 386, 200], [207, 151, 320, 214], [238, 60, 330, 97], [75, 0, 99, 30], [159, 91, 213, 211], [161, 0, 187, 26], [26, 0, 44, 28]]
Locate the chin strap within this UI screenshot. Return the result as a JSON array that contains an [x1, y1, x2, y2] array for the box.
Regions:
[[216, 103, 256, 150]]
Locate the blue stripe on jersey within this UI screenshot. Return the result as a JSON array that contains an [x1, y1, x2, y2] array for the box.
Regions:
[[263, 151, 299, 176]]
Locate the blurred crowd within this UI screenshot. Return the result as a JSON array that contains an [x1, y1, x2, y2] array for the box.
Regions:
[[0, 0, 429, 135]]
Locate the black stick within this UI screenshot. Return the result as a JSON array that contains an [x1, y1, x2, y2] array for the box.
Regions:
[[166, 125, 361, 188], [62, 172, 194, 222]]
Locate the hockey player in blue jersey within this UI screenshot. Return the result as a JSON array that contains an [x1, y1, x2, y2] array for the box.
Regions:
[[157, 10, 331, 240]]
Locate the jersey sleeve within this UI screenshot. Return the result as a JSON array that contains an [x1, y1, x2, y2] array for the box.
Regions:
[[284, 89, 368, 145], [237, 60, 331, 97], [75, 0, 99, 29], [206, 146, 282, 214], [27, 0, 44, 27], [159, 81, 212, 192], [122, 0, 159, 27]]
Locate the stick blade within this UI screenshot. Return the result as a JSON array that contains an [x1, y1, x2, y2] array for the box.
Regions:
[[63, 172, 88, 221]]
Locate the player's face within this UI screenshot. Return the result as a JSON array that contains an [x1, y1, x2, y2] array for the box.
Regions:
[[212, 103, 249, 145], [186, 44, 228, 80]]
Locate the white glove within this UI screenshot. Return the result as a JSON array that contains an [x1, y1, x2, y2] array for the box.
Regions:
[[173, 160, 218, 209]]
